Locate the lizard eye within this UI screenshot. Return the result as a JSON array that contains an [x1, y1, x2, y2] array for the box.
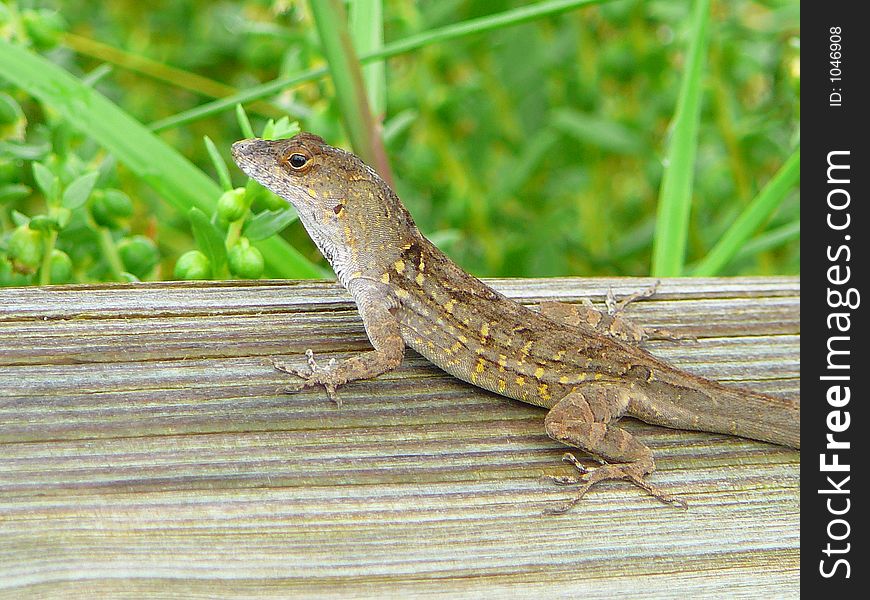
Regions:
[[288, 153, 309, 169]]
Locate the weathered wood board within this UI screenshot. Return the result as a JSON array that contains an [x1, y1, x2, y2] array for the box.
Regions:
[[0, 277, 799, 598]]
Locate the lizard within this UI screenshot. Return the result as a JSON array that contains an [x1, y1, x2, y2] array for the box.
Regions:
[[231, 132, 800, 512]]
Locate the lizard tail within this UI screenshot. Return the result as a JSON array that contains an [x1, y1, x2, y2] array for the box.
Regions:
[[634, 379, 800, 449], [711, 384, 800, 449]]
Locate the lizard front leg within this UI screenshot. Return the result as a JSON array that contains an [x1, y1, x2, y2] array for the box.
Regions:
[[543, 383, 687, 513], [274, 297, 405, 406]]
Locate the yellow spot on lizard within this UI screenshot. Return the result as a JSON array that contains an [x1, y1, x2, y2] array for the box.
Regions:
[[394, 259, 405, 273], [476, 358, 486, 374], [534, 366, 545, 379], [480, 322, 490, 338], [415, 273, 425, 285], [307, 188, 317, 198], [498, 379, 506, 393], [380, 272, 390, 284], [444, 299, 456, 313], [395, 288, 409, 299], [515, 376, 525, 387], [497, 354, 507, 367], [537, 383, 551, 401]]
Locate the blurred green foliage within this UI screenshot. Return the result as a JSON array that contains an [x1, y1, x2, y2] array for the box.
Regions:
[[0, 0, 799, 286]]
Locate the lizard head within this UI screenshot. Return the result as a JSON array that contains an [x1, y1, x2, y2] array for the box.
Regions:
[[232, 132, 416, 283]]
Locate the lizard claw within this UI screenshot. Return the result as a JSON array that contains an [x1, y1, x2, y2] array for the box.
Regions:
[[544, 452, 687, 514], [270, 351, 342, 407]]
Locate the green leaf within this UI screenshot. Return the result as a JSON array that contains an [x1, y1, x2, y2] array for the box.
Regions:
[[0, 184, 31, 204], [310, 0, 393, 183], [349, 0, 385, 117], [262, 116, 299, 141], [551, 109, 644, 154], [0, 38, 321, 278], [188, 207, 227, 278], [651, 0, 711, 276], [32, 162, 58, 201], [11, 210, 30, 227], [243, 208, 299, 241], [0, 140, 51, 159], [149, 0, 609, 133], [692, 148, 800, 276], [235, 104, 255, 139], [204, 135, 233, 191], [62, 171, 99, 209]]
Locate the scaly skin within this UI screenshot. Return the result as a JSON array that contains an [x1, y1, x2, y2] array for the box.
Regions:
[[232, 132, 799, 510]]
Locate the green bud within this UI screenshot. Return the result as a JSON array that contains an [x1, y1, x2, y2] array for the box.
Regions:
[[91, 189, 133, 226], [55, 207, 72, 229], [28, 214, 60, 232], [174, 250, 211, 280], [48, 249, 73, 284], [21, 9, 66, 49], [118, 235, 159, 278], [217, 187, 248, 222], [8, 225, 43, 271], [228, 238, 264, 279]]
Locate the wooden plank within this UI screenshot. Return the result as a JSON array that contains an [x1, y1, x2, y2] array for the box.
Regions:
[[0, 277, 799, 598]]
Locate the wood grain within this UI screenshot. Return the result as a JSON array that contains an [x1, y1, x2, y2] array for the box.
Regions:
[[0, 277, 799, 599]]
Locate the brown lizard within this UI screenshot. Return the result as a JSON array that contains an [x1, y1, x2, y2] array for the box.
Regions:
[[231, 132, 800, 512]]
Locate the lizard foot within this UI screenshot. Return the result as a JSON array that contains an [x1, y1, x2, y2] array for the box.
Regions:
[[271, 350, 342, 406], [544, 452, 687, 514], [605, 282, 695, 343]]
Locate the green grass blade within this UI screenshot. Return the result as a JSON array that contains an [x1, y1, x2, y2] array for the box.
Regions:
[[203, 135, 233, 192], [692, 148, 800, 276], [350, 0, 386, 118], [731, 220, 800, 265], [309, 0, 394, 184], [149, 0, 612, 133], [651, 0, 711, 277], [551, 108, 644, 154], [0, 39, 322, 278]]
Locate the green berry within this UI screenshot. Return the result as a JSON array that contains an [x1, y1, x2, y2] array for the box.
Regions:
[[91, 189, 133, 227], [228, 238, 264, 279], [118, 235, 159, 278], [48, 249, 73, 284], [174, 250, 211, 280], [217, 187, 248, 222], [8, 225, 43, 271]]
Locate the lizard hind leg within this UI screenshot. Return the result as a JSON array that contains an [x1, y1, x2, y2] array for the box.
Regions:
[[542, 386, 687, 513], [539, 281, 692, 344]]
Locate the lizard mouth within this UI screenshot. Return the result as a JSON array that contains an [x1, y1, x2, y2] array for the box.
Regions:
[[230, 139, 262, 178]]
